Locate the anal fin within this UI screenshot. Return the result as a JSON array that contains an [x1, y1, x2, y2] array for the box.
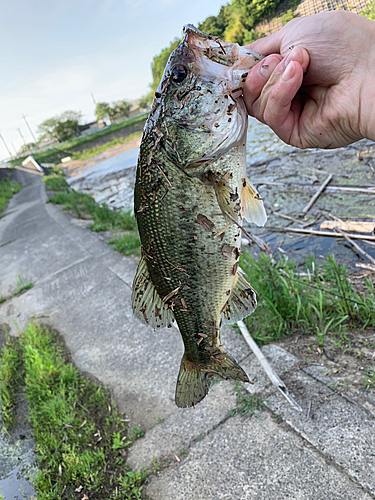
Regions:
[[131, 256, 174, 328], [221, 272, 257, 325], [241, 177, 267, 227]]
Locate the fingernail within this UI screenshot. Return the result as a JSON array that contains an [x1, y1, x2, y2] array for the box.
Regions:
[[282, 61, 296, 81], [259, 57, 279, 78]]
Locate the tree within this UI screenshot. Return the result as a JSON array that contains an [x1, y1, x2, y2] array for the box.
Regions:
[[139, 93, 153, 111], [360, 1, 375, 20], [18, 142, 37, 154], [94, 102, 113, 122], [150, 38, 180, 93], [94, 100, 131, 124], [38, 111, 82, 143]]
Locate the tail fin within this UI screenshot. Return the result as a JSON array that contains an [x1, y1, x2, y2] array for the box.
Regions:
[[175, 350, 250, 408]]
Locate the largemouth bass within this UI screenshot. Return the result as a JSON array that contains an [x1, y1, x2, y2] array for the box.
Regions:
[[132, 25, 266, 408]]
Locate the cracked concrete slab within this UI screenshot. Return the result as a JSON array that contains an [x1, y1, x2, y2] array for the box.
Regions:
[[145, 411, 373, 500], [1, 168, 375, 500]]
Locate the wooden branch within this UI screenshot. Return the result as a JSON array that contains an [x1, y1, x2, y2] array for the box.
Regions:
[[355, 263, 375, 272], [223, 211, 272, 254], [275, 212, 305, 225], [236, 320, 302, 412], [257, 181, 375, 194], [336, 229, 375, 265], [300, 174, 333, 216], [279, 227, 375, 241]]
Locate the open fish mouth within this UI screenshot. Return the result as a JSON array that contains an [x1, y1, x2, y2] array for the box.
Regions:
[[183, 23, 264, 69]]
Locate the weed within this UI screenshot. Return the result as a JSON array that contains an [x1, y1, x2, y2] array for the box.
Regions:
[[43, 174, 69, 191], [128, 426, 144, 441], [240, 251, 375, 346], [157, 417, 164, 424], [109, 232, 141, 257], [117, 470, 145, 499], [272, 413, 282, 424], [0, 334, 23, 431], [0, 176, 21, 215], [0, 275, 33, 304], [0, 321, 146, 499], [230, 382, 265, 419], [152, 458, 159, 472], [365, 367, 375, 389]]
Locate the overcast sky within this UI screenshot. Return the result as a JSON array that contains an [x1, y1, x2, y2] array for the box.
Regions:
[[0, 0, 226, 159]]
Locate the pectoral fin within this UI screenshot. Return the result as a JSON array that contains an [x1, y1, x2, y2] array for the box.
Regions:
[[221, 272, 257, 324], [132, 256, 174, 328], [213, 176, 241, 222], [241, 177, 267, 227]]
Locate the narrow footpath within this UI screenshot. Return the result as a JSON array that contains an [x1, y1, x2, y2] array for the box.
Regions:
[[0, 166, 374, 499]]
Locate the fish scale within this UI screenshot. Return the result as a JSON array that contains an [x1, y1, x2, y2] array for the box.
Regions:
[[132, 25, 267, 407]]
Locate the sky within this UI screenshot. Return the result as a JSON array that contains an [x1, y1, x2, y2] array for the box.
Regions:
[[0, 0, 227, 160]]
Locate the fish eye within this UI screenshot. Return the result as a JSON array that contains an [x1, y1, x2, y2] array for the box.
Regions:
[[171, 65, 188, 84]]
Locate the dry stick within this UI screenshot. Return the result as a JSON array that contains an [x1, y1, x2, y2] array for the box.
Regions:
[[280, 227, 375, 241], [355, 263, 375, 272], [335, 229, 375, 265], [275, 213, 305, 225], [258, 181, 375, 194], [223, 211, 271, 253], [300, 174, 333, 216], [236, 320, 303, 412]]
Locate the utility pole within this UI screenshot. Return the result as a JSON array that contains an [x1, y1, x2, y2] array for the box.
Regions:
[[91, 92, 97, 105], [22, 114, 37, 144], [11, 142, 18, 156], [0, 132, 12, 158], [18, 127, 30, 152]]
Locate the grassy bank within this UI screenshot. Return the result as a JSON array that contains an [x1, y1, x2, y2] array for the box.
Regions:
[[0, 175, 21, 215], [44, 174, 141, 256], [72, 131, 142, 162], [9, 113, 147, 168], [240, 251, 375, 346], [0, 321, 146, 499]]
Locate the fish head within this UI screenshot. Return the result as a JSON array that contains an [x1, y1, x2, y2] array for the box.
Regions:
[[153, 25, 264, 170]]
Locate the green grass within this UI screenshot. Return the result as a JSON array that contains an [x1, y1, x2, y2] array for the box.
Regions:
[[0, 321, 146, 499], [0, 176, 21, 215], [240, 252, 375, 346], [9, 113, 147, 168], [109, 232, 141, 257], [0, 275, 34, 304], [72, 132, 142, 161], [43, 174, 69, 191], [46, 173, 141, 256], [230, 382, 265, 419]]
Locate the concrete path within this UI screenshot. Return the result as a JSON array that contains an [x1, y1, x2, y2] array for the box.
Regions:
[[0, 167, 374, 499]]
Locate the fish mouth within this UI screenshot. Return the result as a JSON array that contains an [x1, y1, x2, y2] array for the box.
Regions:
[[183, 24, 264, 68]]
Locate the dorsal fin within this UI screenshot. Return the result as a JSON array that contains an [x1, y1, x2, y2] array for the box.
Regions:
[[132, 256, 175, 328], [221, 272, 257, 325], [241, 177, 267, 227]]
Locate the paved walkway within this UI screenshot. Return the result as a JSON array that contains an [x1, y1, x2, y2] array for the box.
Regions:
[[0, 167, 374, 499]]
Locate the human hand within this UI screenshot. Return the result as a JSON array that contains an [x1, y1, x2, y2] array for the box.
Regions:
[[243, 11, 375, 149]]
